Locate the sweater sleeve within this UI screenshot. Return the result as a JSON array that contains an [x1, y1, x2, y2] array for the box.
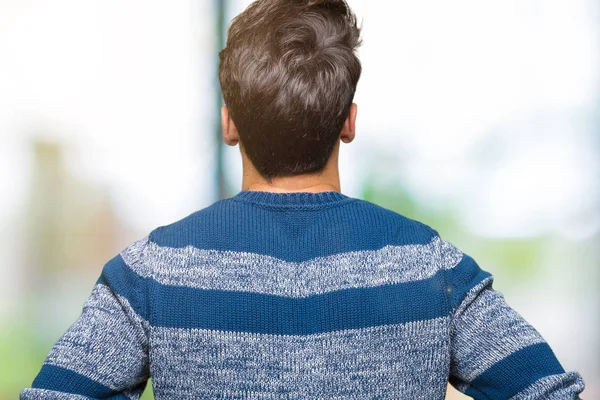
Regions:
[[20, 237, 152, 400], [444, 247, 586, 399]]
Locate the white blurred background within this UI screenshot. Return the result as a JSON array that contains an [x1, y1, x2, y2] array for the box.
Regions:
[[0, 1, 598, 398]]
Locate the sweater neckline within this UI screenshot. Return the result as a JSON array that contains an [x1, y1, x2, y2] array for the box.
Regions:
[[231, 189, 355, 210]]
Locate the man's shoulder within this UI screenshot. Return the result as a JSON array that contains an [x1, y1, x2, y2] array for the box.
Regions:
[[351, 197, 441, 244], [147, 198, 228, 248], [142, 195, 443, 251]]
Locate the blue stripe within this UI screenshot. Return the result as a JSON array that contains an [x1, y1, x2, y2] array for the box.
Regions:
[[149, 198, 436, 262], [445, 253, 493, 311], [103, 253, 462, 333], [99, 254, 150, 321], [465, 342, 566, 399], [103, 239, 492, 334], [32, 364, 130, 399], [152, 273, 448, 333]]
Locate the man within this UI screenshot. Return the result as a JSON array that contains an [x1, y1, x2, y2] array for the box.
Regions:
[[22, 0, 586, 398]]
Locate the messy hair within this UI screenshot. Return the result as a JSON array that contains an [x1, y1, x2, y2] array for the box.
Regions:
[[218, 0, 363, 182]]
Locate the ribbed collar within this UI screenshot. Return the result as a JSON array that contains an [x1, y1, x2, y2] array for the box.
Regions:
[[231, 189, 355, 210]]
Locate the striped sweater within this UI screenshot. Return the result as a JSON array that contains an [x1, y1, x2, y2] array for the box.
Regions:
[[21, 190, 586, 399]]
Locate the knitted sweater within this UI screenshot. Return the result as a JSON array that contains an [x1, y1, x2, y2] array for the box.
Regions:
[[21, 190, 586, 399]]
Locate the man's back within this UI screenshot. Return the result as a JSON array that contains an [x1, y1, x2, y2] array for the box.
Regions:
[[21, 190, 585, 399]]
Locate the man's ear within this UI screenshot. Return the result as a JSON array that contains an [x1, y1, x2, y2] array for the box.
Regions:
[[221, 106, 240, 146], [340, 103, 357, 144]]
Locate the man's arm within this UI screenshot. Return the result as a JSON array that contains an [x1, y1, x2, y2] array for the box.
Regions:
[[445, 248, 586, 399], [20, 237, 151, 400]]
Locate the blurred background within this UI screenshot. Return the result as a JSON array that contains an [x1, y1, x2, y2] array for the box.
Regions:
[[0, 0, 598, 398]]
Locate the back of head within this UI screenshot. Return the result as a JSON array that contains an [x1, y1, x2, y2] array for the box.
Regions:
[[218, 0, 363, 182]]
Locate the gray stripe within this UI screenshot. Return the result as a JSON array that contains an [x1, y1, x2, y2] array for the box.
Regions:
[[450, 276, 546, 382], [149, 316, 451, 398], [19, 389, 141, 400], [43, 283, 148, 392], [19, 389, 90, 400], [121, 235, 463, 296], [508, 372, 585, 399]]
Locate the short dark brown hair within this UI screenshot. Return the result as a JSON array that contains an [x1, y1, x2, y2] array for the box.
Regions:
[[218, 0, 363, 182]]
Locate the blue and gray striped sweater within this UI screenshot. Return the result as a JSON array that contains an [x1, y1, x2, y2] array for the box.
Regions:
[[22, 190, 586, 399]]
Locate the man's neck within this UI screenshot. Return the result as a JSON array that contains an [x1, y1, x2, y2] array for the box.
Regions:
[[240, 145, 342, 194], [244, 182, 340, 193]]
